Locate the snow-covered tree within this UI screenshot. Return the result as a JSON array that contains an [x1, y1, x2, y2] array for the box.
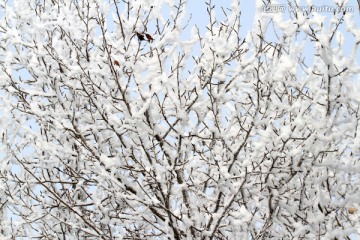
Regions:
[[1, 0, 360, 239]]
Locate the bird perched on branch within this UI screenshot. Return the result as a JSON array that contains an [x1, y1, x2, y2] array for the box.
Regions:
[[145, 33, 154, 42], [135, 32, 145, 41], [114, 60, 120, 67]]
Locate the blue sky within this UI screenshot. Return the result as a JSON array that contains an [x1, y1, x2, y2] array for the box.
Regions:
[[1, 1, 360, 238], [185, 0, 359, 64]]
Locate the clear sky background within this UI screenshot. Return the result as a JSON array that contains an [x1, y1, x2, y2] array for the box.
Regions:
[[1, 1, 360, 238], [1, 0, 359, 72], [185, 0, 359, 67], [1, 2, 359, 175]]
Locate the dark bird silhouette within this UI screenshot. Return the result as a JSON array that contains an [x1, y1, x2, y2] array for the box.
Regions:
[[136, 32, 145, 41], [114, 60, 120, 67], [145, 33, 154, 42]]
